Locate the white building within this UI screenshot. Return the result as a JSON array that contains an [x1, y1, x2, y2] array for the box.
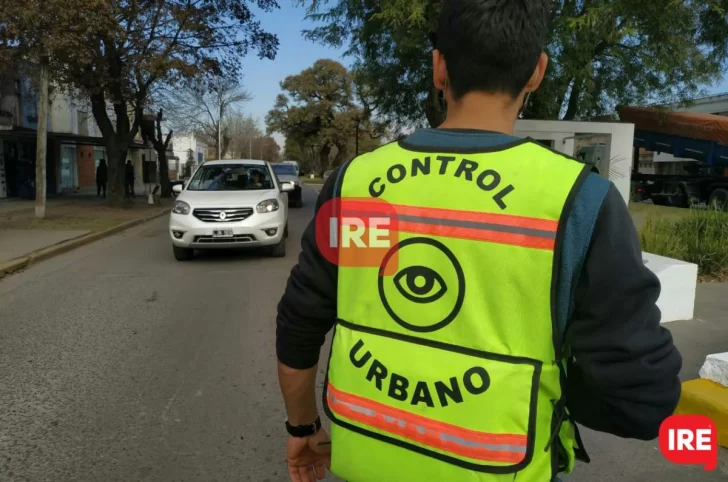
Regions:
[[47, 90, 154, 194], [171, 134, 206, 179]]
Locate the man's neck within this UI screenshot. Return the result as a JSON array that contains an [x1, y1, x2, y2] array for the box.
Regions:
[[438, 92, 520, 135]]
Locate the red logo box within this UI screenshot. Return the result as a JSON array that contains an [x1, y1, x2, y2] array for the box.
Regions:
[[659, 414, 718, 471], [316, 197, 400, 274]]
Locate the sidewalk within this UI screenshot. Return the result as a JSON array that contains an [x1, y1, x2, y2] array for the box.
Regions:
[[0, 194, 170, 277]]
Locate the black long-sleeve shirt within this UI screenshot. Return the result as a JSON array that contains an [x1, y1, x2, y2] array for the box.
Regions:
[[276, 129, 682, 442]]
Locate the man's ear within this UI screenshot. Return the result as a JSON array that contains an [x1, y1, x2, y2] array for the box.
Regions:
[[525, 52, 549, 93], [432, 49, 448, 91]]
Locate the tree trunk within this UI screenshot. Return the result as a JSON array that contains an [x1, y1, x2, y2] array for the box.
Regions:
[[425, 85, 446, 128], [332, 143, 347, 167], [104, 145, 127, 207], [35, 56, 49, 219], [319, 144, 331, 175], [563, 79, 584, 120], [90, 93, 136, 208], [157, 150, 171, 197]]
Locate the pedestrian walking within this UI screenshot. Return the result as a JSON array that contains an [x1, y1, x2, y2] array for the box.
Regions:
[[96, 158, 107, 198], [275, 1, 682, 481], [125, 160, 135, 197]]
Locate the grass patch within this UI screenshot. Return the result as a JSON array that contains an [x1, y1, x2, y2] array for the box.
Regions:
[[629, 202, 693, 231], [639, 208, 728, 280], [0, 199, 169, 232]]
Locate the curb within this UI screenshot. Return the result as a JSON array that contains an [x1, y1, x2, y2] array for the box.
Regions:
[[0, 207, 169, 278], [675, 378, 728, 448]]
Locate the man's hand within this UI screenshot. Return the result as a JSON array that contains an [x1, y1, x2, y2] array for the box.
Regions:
[[286, 429, 331, 482]]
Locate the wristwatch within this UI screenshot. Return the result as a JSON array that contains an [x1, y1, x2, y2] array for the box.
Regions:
[[285, 416, 321, 438]]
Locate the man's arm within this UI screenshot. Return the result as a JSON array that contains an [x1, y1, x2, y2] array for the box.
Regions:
[[277, 173, 339, 425], [565, 185, 682, 440]]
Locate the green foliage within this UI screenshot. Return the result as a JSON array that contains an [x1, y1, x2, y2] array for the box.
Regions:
[[267, 59, 383, 171], [639, 209, 728, 280], [299, 0, 728, 127]]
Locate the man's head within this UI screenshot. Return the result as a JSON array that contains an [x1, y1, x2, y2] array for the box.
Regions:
[[433, 0, 551, 108]]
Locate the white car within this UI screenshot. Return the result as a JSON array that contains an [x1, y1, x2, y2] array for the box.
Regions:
[[169, 160, 295, 261]]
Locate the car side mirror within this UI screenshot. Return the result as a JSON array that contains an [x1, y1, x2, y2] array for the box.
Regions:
[[281, 181, 295, 192], [172, 184, 183, 194]]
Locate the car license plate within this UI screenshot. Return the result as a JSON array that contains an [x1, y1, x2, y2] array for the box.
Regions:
[[212, 229, 234, 238]]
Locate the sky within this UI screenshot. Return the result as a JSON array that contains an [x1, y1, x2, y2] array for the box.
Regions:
[[246, 2, 728, 150], [241, 2, 351, 148]]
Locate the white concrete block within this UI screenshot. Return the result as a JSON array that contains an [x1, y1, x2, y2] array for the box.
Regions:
[[699, 353, 728, 387], [642, 252, 698, 323]]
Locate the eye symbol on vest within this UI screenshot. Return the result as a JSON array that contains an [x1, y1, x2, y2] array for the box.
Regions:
[[393, 266, 447, 304], [379, 237, 465, 333]]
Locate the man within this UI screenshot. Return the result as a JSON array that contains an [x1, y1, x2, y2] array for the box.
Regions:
[[125, 160, 135, 197], [276, 1, 682, 481], [96, 158, 107, 198]]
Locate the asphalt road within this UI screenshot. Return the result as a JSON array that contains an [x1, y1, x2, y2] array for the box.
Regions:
[[1, 184, 726, 481]]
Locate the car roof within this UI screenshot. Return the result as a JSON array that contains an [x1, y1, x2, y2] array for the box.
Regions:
[[203, 159, 268, 166]]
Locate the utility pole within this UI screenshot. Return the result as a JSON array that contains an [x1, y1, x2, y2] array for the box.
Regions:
[[35, 55, 49, 219], [248, 137, 252, 159], [217, 100, 222, 160]]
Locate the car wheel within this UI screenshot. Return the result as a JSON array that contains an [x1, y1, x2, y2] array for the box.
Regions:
[[270, 238, 286, 258], [284, 222, 289, 238], [173, 245, 194, 261]]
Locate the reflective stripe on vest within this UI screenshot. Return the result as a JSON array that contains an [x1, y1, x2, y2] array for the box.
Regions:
[[338, 201, 558, 250], [325, 139, 590, 482], [327, 382, 528, 464]]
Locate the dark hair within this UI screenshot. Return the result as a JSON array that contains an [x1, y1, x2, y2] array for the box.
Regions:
[[435, 0, 551, 101]]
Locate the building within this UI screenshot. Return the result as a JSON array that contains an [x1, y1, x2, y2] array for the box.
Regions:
[[171, 134, 206, 179], [0, 65, 155, 199]]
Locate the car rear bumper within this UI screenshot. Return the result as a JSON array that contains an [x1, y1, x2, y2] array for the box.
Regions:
[[288, 185, 303, 201], [169, 209, 285, 249]]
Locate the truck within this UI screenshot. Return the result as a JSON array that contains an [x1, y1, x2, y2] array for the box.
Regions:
[[619, 106, 728, 209]]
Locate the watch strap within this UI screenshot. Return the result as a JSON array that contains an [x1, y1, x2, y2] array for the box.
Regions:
[[285, 416, 321, 438]]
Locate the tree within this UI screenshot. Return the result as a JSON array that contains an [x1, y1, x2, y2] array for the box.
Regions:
[[251, 136, 281, 161], [0, 0, 110, 215], [158, 77, 253, 160], [140, 109, 173, 197], [3, 0, 279, 207], [225, 113, 263, 158], [266, 59, 379, 173], [299, 0, 728, 127]]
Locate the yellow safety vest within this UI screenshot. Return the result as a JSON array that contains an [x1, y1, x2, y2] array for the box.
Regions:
[[324, 139, 590, 481]]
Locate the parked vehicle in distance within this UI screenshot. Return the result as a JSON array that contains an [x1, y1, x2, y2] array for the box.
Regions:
[[281, 160, 300, 176], [169, 160, 294, 261], [271, 162, 304, 208]]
